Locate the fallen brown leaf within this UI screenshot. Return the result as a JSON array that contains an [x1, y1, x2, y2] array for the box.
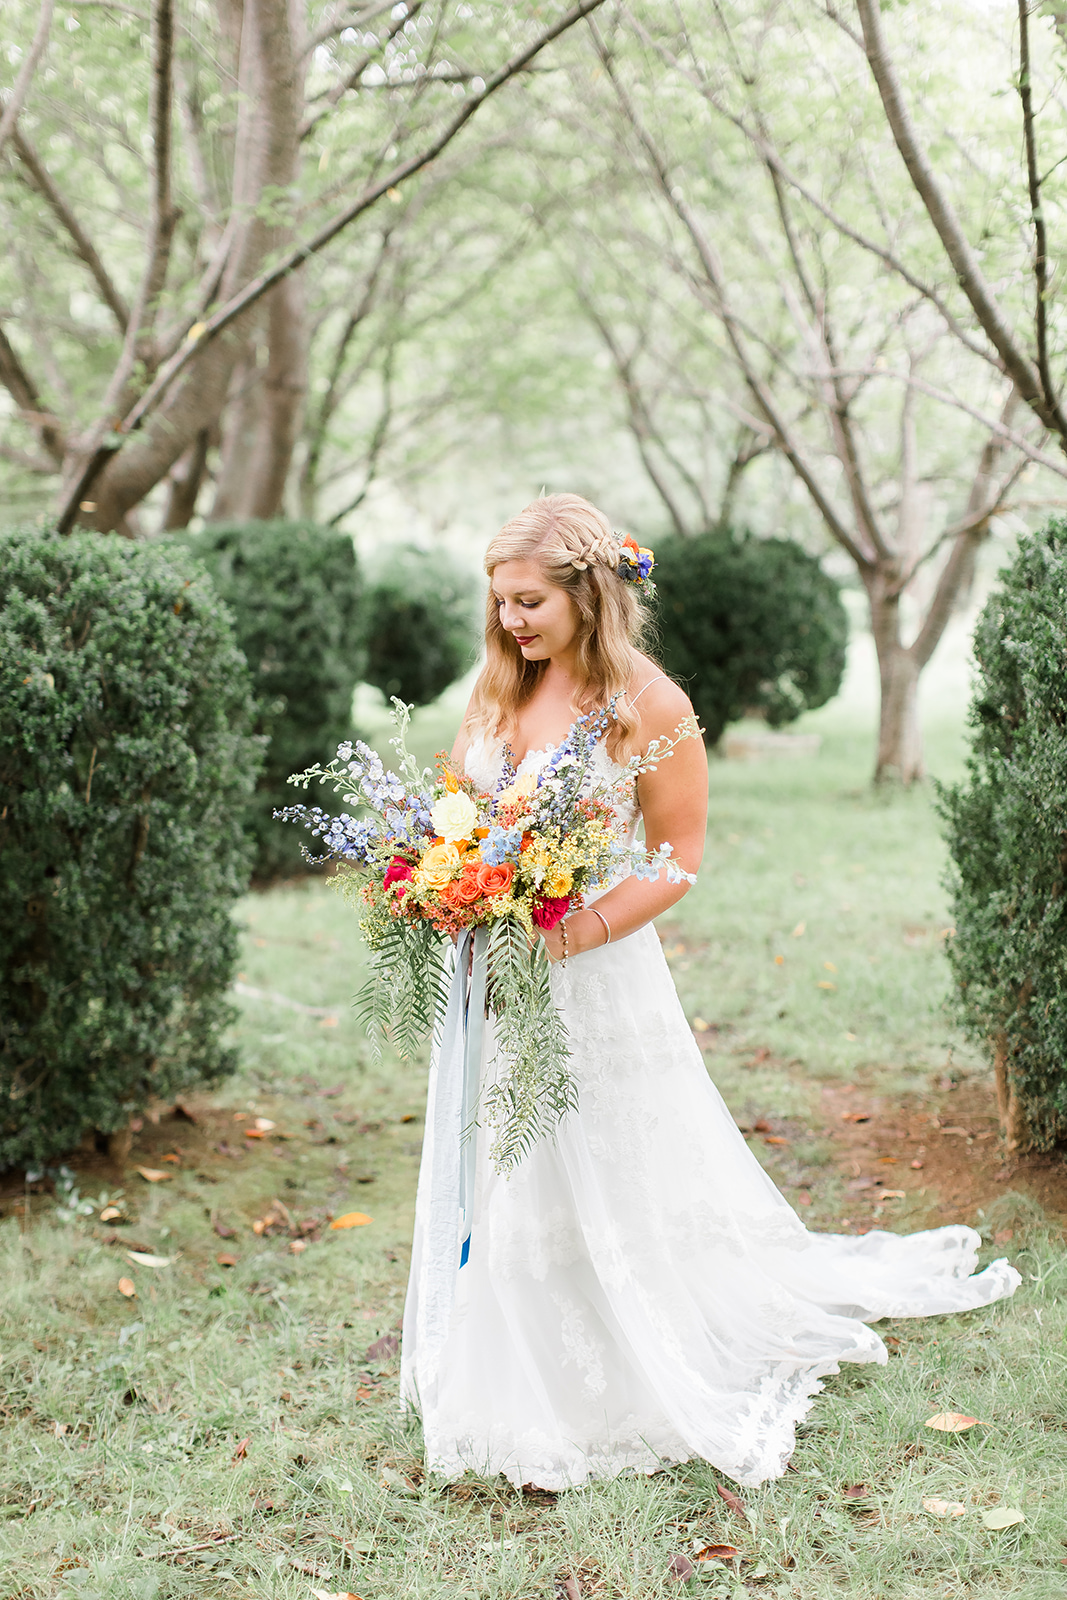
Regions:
[[668, 1553, 694, 1581], [99, 1206, 123, 1223], [244, 1128, 270, 1139], [212, 1217, 237, 1239], [365, 1332, 400, 1362], [216, 1253, 238, 1268], [840, 1112, 871, 1123], [135, 1166, 171, 1183], [555, 1578, 581, 1600], [715, 1483, 747, 1517], [843, 1484, 868, 1499], [694, 1543, 740, 1562], [290, 1239, 308, 1254], [330, 1211, 373, 1229], [925, 1413, 985, 1432], [232, 1436, 249, 1462], [162, 1153, 181, 1164], [752, 1119, 771, 1133], [764, 1135, 789, 1146]]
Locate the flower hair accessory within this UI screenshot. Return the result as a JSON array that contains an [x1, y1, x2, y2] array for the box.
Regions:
[[615, 533, 656, 591]]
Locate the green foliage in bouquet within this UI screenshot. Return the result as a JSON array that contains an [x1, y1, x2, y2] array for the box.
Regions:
[[187, 520, 364, 880], [654, 531, 848, 746], [283, 699, 697, 1171], [364, 545, 478, 708], [938, 520, 1067, 1148], [0, 524, 262, 1170]]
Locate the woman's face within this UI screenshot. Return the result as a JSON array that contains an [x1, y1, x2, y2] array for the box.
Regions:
[[491, 559, 580, 664]]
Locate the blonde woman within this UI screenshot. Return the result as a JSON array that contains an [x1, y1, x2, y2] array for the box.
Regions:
[[401, 493, 1019, 1491]]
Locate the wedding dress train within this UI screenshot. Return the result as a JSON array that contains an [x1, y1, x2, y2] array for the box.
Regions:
[[400, 733, 1020, 1490]]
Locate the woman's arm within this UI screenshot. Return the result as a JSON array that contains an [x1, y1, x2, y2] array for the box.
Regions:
[[540, 677, 708, 960]]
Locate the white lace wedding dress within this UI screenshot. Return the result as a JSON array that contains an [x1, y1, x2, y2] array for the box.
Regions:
[[400, 731, 1021, 1490]]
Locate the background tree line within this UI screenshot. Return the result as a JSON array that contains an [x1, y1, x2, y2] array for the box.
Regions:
[[5, 0, 1067, 782]]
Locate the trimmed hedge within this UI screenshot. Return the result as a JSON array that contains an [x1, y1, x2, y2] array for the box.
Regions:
[[939, 520, 1067, 1148], [187, 521, 364, 880], [0, 525, 262, 1171], [364, 545, 477, 708], [653, 531, 848, 746]]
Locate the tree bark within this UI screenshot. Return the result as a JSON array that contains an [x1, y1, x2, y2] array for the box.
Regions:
[[866, 575, 923, 784], [993, 1030, 1028, 1152], [161, 427, 210, 529]]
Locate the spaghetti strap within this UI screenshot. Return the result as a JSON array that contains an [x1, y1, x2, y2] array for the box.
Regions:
[[629, 674, 669, 708]]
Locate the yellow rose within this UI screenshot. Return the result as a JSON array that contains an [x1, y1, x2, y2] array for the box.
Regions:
[[414, 841, 462, 891], [497, 771, 537, 807], [430, 789, 478, 844]]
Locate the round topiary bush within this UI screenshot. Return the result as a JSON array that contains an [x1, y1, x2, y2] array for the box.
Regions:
[[364, 545, 477, 708], [939, 519, 1067, 1150], [653, 531, 848, 746], [0, 525, 262, 1172], [187, 520, 364, 880]]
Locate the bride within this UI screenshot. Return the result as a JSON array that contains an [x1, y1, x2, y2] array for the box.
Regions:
[[400, 492, 1020, 1490]]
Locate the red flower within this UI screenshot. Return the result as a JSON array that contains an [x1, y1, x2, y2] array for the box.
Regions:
[[532, 895, 572, 930], [384, 855, 414, 889]]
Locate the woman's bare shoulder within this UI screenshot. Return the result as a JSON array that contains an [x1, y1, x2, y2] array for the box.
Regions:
[[630, 658, 694, 729]]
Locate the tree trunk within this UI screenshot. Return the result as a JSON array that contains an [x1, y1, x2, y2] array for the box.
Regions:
[[233, 273, 307, 519], [993, 1029, 1028, 1152], [86, 0, 305, 533], [161, 426, 210, 529], [868, 577, 924, 784]]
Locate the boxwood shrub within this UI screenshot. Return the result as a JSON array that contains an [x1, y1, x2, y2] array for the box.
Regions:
[[0, 525, 262, 1171], [364, 545, 477, 708], [939, 520, 1067, 1148], [653, 531, 848, 746], [187, 521, 364, 880]]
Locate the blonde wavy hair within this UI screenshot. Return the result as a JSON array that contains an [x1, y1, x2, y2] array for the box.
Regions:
[[465, 493, 655, 762]]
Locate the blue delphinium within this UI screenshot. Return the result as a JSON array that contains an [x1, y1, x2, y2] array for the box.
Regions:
[[481, 824, 525, 866]]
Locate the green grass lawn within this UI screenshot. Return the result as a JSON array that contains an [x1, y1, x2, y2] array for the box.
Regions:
[[3, 642, 1067, 1600]]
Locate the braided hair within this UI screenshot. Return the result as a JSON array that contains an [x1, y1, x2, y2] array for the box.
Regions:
[[466, 493, 656, 761]]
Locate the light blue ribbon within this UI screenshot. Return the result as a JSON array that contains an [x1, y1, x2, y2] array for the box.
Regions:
[[424, 921, 488, 1361]]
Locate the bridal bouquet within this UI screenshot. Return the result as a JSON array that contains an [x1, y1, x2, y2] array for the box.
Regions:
[[277, 699, 697, 1171]]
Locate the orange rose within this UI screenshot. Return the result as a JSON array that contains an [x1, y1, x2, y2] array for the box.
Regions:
[[476, 861, 514, 896], [451, 866, 485, 906]]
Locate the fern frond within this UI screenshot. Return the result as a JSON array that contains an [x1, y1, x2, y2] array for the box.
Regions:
[[482, 915, 577, 1172]]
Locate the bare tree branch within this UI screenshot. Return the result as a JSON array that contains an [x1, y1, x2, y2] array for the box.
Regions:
[[854, 0, 1067, 446], [303, 2, 401, 58], [621, 2, 1003, 372], [0, 0, 56, 162], [300, 2, 426, 140], [326, 347, 395, 525], [1016, 0, 1061, 434], [0, 322, 65, 463], [9, 125, 129, 332], [909, 394, 1022, 666], [55, 0, 609, 531], [588, 17, 871, 570]]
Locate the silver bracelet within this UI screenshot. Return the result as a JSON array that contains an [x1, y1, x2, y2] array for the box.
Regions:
[[590, 907, 612, 946]]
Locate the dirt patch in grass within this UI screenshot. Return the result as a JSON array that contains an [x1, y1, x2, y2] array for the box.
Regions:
[[810, 1074, 1067, 1233]]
